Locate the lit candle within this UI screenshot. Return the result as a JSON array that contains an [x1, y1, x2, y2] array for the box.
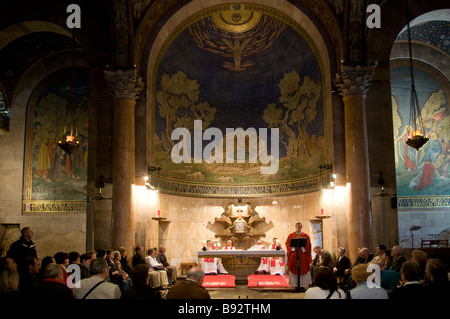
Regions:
[[66, 135, 74, 142], [413, 130, 422, 136], [157, 210, 160, 217], [321, 208, 324, 216]]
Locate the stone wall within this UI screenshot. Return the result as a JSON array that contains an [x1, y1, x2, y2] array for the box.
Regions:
[[132, 189, 348, 272]]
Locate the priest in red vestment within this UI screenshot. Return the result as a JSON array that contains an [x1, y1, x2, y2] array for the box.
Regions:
[[285, 222, 312, 290]]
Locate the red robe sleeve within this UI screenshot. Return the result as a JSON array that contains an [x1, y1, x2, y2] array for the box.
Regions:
[[285, 232, 312, 275]]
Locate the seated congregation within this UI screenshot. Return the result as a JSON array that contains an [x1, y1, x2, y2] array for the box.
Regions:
[[305, 244, 449, 299], [1, 228, 449, 300], [0, 238, 179, 299]]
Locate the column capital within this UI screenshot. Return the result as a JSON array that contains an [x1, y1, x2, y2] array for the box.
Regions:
[[335, 64, 376, 97], [104, 68, 144, 100]]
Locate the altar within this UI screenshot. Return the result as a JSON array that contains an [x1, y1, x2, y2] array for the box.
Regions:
[[197, 249, 287, 283]]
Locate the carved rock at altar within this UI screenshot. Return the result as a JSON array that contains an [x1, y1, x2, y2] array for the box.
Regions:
[[206, 201, 274, 249]]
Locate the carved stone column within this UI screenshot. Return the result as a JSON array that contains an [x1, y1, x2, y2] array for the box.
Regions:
[[336, 65, 375, 262], [104, 69, 144, 252]]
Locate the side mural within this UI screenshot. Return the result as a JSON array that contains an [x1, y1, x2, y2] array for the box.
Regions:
[[151, 4, 327, 197], [391, 62, 449, 205], [391, 18, 450, 248], [391, 60, 450, 247], [23, 68, 89, 214]]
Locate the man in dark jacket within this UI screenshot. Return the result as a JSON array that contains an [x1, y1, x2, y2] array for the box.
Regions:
[[31, 263, 74, 299], [387, 245, 406, 273], [390, 261, 425, 300], [166, 267, 210, 299], [6, 227, 37, 267], [132, 245, 146, 267], [157, 245, 177, 284], [120, 264, 161, 300], [333, 247, 351, 276], [18, 256, 41, 295]]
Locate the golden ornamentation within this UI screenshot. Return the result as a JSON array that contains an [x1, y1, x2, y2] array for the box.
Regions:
[[23, 200, 87, 214], [397, 196, 450, 210], [211, 4, 262, 33]]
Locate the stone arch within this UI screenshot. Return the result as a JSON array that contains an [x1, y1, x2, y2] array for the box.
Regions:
[[139, 0, 339, 92], [135, 0, 341, 197], [0, 23, 89, 214], [0, 51, 89, 253], [362, 0, 449, 252], [387, 7, 450, 248], [0, 21, 72, 51], [134, 0, 343, 72], [390, 9, 450, 82], [366, 1, 449, 65]]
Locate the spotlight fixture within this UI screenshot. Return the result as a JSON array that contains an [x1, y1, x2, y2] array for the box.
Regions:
[[319, 164, 333, 171], [148, 166, 161, 173], [93, 174, 112, 200], [319, 164, 334, 189]]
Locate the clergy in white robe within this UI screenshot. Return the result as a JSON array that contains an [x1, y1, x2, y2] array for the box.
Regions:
[[201, 240, 218, 275], [217, 240, 235, 274], [268, 238, 285, 275], [252, 241, 269, 274]]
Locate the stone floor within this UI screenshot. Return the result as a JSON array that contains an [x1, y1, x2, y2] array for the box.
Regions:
[[207, 285, 305, 299]]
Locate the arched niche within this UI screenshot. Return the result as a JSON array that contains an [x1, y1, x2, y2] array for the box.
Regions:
[[389, 11, 450, 248], [138, 0, 338, 198]]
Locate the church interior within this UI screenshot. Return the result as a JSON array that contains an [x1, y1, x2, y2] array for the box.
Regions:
[[0, 0, 449, 299]]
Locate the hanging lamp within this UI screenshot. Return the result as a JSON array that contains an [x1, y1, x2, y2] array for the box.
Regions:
[[404, 0, 428, 150], [57, 28, 80, 154]]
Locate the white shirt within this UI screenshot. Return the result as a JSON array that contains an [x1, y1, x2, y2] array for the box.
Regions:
[[146, 255, 163, 268], [74, 275, 121, 299], [304, 287, 345, 299]]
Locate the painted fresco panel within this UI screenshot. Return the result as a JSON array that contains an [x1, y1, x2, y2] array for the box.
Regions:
[[151, 4, 327, 197], [23, 68, 89, 214], [390, 62, 450, 209]]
